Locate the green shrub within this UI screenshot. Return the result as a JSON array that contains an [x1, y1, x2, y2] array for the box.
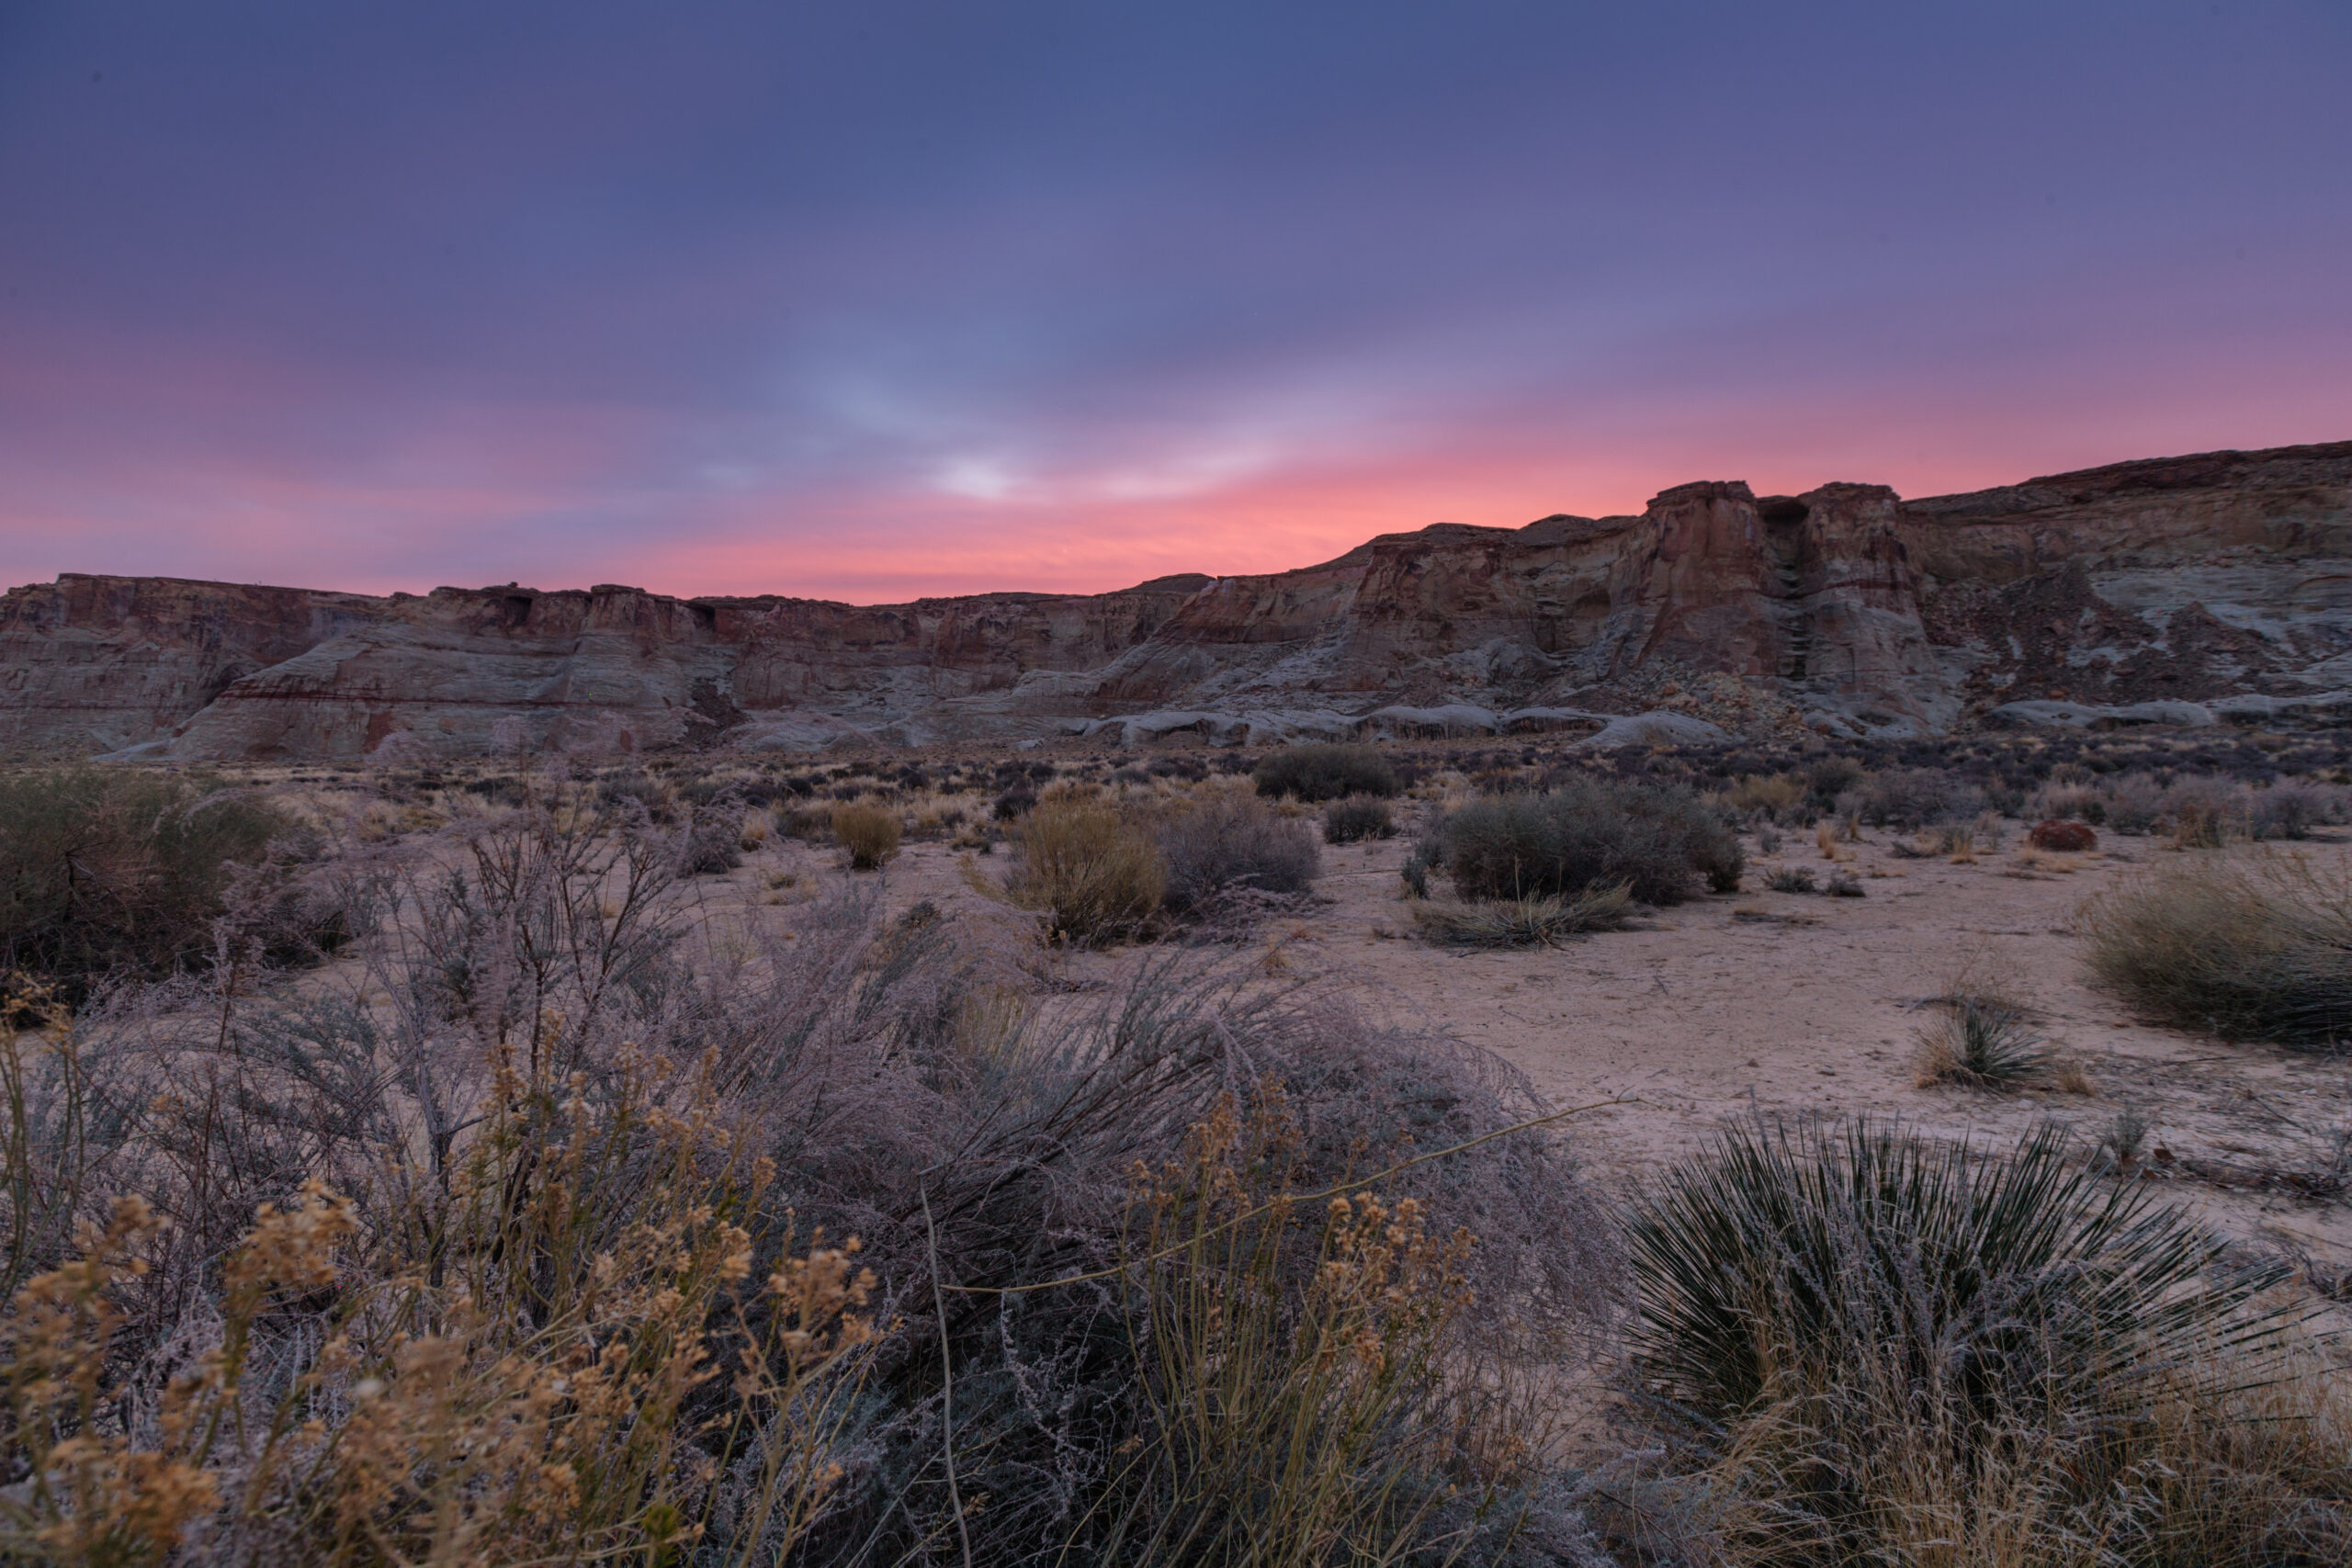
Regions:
[[1251, 743, 1399, 803], [1435, 776, 1741, 904], [1321, 795, 1396, 844], [0, 768, 300, 1000], [2081, 852, 2352, 1048]]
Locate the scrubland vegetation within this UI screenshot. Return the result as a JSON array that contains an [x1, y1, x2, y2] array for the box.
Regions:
[[2083, 852, 2352, 1048], [1, 720, 2347, 1564]]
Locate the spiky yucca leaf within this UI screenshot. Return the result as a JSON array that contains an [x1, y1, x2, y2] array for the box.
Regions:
[[1626, 1119, 2288, 1427], [1919, 993, 2052, 1088]]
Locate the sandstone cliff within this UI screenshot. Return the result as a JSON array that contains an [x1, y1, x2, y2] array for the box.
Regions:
[[5, 440, 2345, 761]]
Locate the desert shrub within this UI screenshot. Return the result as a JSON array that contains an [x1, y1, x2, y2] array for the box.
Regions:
[[1156, 789, 1320, 914], [1725, 772, 1806, 821], [0, 1055, 888, 1565], [774, 802, 830, 840], [2030, 818, 2098, 852], [1322, 795, 1396, 843], [1090, 1096, 1545, 1562], [0, 768, 311, 1002], [2096, 771, 2168, 834], [1615, 1120, 2343, 1565], [1766, 865, 1818, 894], [1804, 754, 1864, 804], [2249, 781, 2330, 840], [2080, 852, 2352, 1048], [1437, 777, 1741, 905], [681, 799, 747, 874], [1252, 742, 1400, 803], [831, 801, 902, 869], [1008, 795, 1166, 942], [1916, 989, 2052, 1088], [2254, 780, 2349, 840], [595, 766, 678, 822], [1823, 868, 1864, 897], [1628, 1120, 2278, 1426], [2164, 776, 2234, 848], [457, 773, 531, 807], [1409, 886, 1634, 947], [0, 818, 1623, 1566], [1849, 766, 1981, 829]]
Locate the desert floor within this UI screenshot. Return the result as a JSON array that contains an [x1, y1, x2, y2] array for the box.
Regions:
[[729, 814, 2352, 1302]]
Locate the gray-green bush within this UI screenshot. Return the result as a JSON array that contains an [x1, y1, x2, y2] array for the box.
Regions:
[[1322, 795, 1396, 844], [1435, 776, 1741, 904], [1251, 743, 1399, 803], [1157, 790, 1322, 912], [0, 767, 310, 1003]]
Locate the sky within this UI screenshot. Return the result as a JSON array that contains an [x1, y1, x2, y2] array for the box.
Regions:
[[2, 2, 2347, 604]]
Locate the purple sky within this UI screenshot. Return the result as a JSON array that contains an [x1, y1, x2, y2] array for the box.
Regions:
[[2, 1, 2346, 602]]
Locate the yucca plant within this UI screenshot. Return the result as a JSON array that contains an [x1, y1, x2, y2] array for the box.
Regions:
[[1625, 1119, 2287, 1428], [1916, 990, 2052, 1088], [1619, 1120, 2332, 1566]]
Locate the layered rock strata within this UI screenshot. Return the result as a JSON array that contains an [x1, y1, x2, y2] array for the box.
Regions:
[[3, 441, 2345, 761]]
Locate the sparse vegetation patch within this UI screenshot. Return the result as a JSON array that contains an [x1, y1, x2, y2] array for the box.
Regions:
[[1436, 775, 1741, 904], [2081, 851, 2352, 1048], [1251, 742, 1400, 802]]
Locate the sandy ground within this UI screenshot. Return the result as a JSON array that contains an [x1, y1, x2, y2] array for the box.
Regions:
[[727, 812, 2352, 1300]]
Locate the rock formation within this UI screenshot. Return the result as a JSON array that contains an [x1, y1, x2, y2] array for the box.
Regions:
[[4, 440, 2346, 761]]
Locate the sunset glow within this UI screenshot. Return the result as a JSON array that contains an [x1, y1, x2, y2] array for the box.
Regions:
[[3, 2, 2346, 604]]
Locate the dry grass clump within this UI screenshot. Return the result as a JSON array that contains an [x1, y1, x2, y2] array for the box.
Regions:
[[1724, 772, 1807, 821], [1092, 1093, 1574, 1562], [1614, 1119, 2345, 1566], [2080, 851, 2352, 1049], [1408, 886, 1634, 948], [0, 768, 319, 1005], [1251, 742, 1400, 803], [830, 799, 903, 869], [1004, 793, 1166, 943], [1435, 775, 1741, 904]]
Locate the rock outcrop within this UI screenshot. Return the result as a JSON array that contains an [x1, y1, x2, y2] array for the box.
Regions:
[[4, 441, 2346, 761]]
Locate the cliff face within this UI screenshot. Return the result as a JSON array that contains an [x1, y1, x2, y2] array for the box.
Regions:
[[5, 440, 2346, 761]]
